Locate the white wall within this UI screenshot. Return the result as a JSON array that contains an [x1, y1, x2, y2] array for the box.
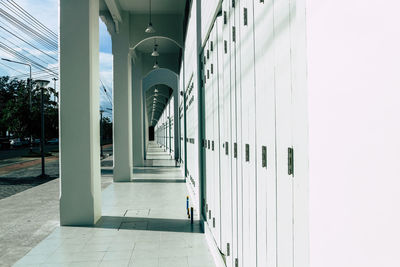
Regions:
[[307, 1, 400, 266]]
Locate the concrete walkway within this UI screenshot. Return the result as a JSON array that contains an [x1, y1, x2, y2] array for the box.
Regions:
[[12, 143, 216, 267], [0, 158, 113, 267]]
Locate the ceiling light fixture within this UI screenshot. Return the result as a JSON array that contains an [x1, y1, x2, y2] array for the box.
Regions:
[[145, 0, 155, 33], [152, 45, 159, 57], [153, 57, 159, 69]]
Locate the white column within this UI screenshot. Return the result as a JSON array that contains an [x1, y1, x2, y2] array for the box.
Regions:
[[112, 12, 133, 182], [59, 0, 101, 225], [132, 55, 144, 167]]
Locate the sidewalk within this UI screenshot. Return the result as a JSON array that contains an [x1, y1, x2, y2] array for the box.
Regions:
[[11, 146, 216, 267], [0, 156, 113, 267]]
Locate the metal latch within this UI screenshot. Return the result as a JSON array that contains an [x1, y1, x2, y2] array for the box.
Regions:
[[262, 146, 267, 168], [234, 142, 237, 158], [245, 144, 250, 162], [243, 8, 248, 26], [288, 147, 294, 176], [224, 40, 227, 54]]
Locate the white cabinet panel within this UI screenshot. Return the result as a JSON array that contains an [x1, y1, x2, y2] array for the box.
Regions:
[[218, 2, 234, 265], [233, 2, 244, 266], [274, 0, 294, 265], [254, 0, 277, 266], [238, 0, 257, 266]]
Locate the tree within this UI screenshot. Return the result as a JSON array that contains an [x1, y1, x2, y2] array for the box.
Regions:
[[0, 76, 59, 139]]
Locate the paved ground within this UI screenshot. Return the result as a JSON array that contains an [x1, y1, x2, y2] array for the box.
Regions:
[[0, 157, 59, 200], [0, 145, 59, 161], [11, 143, 216, 267], [0, 145, 114, 266], [0, 145, 113, 200]]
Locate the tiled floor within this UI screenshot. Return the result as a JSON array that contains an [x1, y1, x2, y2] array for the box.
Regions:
[[13, 143, 215, 267]]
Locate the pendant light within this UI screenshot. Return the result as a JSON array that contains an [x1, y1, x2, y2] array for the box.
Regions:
[[145, 0, 155, 33], [153, 57, 159, 69], [152, 44, 159, 57]]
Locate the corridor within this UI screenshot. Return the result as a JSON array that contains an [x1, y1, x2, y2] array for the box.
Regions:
[[14, 142, 216, 267]]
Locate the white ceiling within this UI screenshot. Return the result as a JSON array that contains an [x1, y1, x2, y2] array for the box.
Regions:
[[118, 0, 187, 15]]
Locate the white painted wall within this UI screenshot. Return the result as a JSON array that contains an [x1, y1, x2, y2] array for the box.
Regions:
[[307, 1, 400, 266]]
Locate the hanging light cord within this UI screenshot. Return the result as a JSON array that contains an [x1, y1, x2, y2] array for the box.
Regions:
[[149, 0, 152, 23]]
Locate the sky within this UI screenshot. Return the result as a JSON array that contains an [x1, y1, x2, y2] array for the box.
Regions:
[[0, 0, 113, 117]]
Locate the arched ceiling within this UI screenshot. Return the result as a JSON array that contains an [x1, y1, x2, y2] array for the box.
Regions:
[[134, 37, 180, 54], [146, 84, 172, 127]]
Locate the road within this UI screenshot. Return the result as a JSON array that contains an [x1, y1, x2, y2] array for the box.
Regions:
[[0, 144, 59, 160], [0, 144, 113, 200]]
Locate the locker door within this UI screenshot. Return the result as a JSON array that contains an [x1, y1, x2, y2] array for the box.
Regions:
[[212, 20, 222, 248], [254, 0, 277, 266], [200, 58, 207, 219], [205, 40, 214, 230], [274, 0, 294, 266], [228, 0, 239, 265], [232, 0, 244, 266], [238, 0, 257, 266], [207, 28, 217, 244], [219, 2, 233, 266]]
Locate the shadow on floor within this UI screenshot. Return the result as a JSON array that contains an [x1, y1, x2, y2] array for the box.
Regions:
[[94, 216, 203, 233], [101, 169, 113, 175], [133, 167, 180, 174], [132, 178, 185, 183]]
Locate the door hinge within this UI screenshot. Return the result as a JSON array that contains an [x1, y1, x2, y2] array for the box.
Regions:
[[243, 8, 248, 26], [224, 40, 227, 54], [234, 142, 237, 158], [224, 11, 227, 24], [227, 243, 230, 256], [232, 26, 236, 42], [262, 145, 267, 168], [225, 141, 229, 155], [213, 217, 215, 228], [209, 210, 212, 219], [245, 144, 250, 162], [232, 0, 235, 8], [235, 258, 238, 267], [212, 141, 214, 151], [288, 147, 294, 176]]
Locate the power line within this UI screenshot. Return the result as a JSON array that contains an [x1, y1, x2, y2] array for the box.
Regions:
[[0, 61, 25, 74], [0, 8, 57, 50], [0, 41, 58, 76], [0, 25, 57, 61], [7, 0, 57, 38], [0, 1, 57, 44], [100, 79, 113, 106]]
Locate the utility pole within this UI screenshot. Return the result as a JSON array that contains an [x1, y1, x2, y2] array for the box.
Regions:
[[34, 80, 50, 178], [100, 110, 104, 158]]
